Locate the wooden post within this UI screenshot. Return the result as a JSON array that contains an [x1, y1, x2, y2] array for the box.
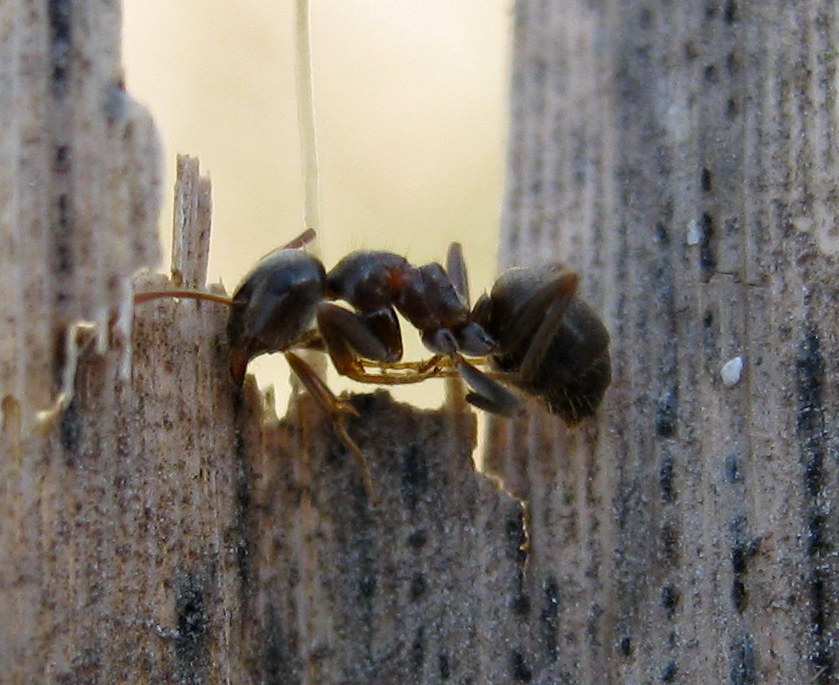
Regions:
[[3, 1, 838, 684], [487, 1, 839, 683]]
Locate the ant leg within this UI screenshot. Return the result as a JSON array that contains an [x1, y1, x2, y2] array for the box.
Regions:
[[295, 330, 454, 381], [284, 351, 360, 419], [506, 269, 579, 384], [284, 352, 375, 500], [353, 359, 458, 384], [456, 356, 523, 416], [338, 356, 459, 385], [442, 246, 523, 413], [359, 348, 520, 414], [360, 354, 450, 372], [316, 302, 402, 377], [445, 242, 470, 306], [517, 270, 579, 382]]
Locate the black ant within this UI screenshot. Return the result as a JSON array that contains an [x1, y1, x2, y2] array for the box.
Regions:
[[469, 261, 611, 425], [216, 231, 518, 411], [135, 230, 514, 497], [135, 231, 611, 495]]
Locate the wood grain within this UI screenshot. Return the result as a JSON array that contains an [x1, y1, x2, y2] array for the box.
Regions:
[[3, 1, 838, 683], [489, 1, 839, 682]]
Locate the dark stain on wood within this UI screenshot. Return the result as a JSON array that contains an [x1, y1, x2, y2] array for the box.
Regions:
[[541, 577, 559, 661], [48, 0, 71, 94], [261, 603, 298, 685], [401, 443, 429, 511], [661, 585, 679, 620], [59, 398, 81, 454], [510, 649, 533, 681], [659, 451, 676, 502], [660, 659, 677, 682], [655, 388, 679, 439], [699, 212, 717, 279], [729, 633, 756, 685], [174, 571, 210, 684], [796, 330, 834, 681]]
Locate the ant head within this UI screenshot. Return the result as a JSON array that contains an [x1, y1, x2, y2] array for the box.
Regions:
[[227, 249, 326, 383]]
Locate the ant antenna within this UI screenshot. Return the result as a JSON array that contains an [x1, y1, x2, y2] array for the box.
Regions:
[[132, 229, 314, 307], [133, 290, 234, 306]]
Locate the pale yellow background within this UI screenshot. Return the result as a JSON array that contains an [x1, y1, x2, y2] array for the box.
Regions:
[[122, 0, 510, 409]]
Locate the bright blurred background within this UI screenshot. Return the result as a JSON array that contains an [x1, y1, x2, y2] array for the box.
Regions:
[[122, 0, 511, 411]]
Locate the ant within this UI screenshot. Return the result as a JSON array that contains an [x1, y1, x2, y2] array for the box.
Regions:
[[135, 229, 515, 498], [469, 261, 611, 425], [135, 231, 611, 495], [329, 244, 612, 425], [218, 230, 518, 411]]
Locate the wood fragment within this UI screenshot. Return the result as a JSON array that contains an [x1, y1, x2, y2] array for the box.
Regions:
[[171, 155, 212, 289], [0, 0, 160, 430]]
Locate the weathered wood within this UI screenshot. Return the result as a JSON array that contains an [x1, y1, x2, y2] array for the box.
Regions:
[[488, 1, 839, 683], [4, 1, 838, 683], [171, 154, 212, 289], [0, 0, 160, 423], [1, 0, 160, 679], [0, 4, 538, 683], [245, 393, 533, 683]]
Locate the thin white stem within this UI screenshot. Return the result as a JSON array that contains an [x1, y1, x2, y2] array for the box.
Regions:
[[296, 0, 321, 240], [294, 0, 327, 379]]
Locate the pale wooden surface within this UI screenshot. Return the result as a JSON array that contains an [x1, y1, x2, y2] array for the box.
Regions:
[[3, 1, 839, 684], [171, 155, 213, 289], [487, 1, 839, 683], [0, 0, 160, 424]]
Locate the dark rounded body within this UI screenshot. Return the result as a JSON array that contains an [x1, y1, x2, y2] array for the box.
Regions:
[[220, 238, 609, 424], [326, 250, 409, 309], [476, 264, 611, 424]]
